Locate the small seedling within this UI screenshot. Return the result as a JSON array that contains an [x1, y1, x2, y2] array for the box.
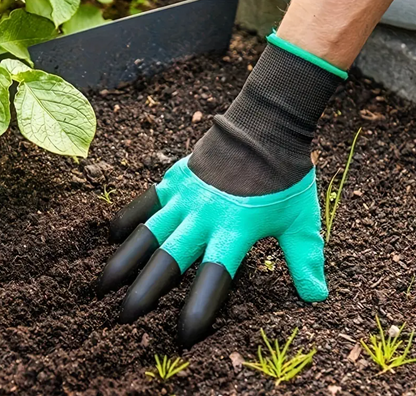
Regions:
[[244, 328, 316, 386], [145, 355, 189, 381], [264, 256, 276, 272], [98, 185, 116, 204], [325, 128, 362, 243], [360, 316, 416, 374], [406, 276, 415, 299]]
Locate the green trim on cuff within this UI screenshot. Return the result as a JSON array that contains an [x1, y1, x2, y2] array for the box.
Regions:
[[267, 32, 348, 80]]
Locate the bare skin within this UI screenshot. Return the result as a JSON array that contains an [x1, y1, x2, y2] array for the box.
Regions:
[[277, 0, 394, 70]]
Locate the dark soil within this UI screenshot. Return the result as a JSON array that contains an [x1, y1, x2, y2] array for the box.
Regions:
[[1, 31, 416, 396]]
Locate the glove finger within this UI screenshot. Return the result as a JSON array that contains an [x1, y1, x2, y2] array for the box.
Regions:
[[119, 249, 181, 324], [109, 185, 161, 243], [278, 231, 328, 302], [120, 219, 206, 324], [177, 262, 232, 349], [177, 234, 254, 348], [96, 224, 158, 298], [97, 201, 182, 298]]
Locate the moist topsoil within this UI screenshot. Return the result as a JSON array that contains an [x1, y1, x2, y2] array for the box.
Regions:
[[0, 31, 416, 396]]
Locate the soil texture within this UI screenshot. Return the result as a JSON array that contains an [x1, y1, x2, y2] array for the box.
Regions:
[[0, 31, 416, 395]]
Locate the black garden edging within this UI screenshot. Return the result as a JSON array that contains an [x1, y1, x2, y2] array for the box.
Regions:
[[29, 0, 239, 90]]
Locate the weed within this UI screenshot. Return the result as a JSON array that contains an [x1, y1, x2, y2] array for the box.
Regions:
[[145, 355, 189, 381], [264, 257, 275, 272], [98, 185, 116, 204], [325, 128, 362, 243], [361, 316, 416, 374], [244, 328, 316, 386], [406, 276, 415, 299]]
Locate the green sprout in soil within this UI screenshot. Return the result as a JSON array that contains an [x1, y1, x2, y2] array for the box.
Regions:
[[264, 257, 275, 272], [406, 276, 415, 299], [325, 127, 362, 243], [244, 328, 316, 386], [145, 355, 189, 381], [360, 316, 416, 374], [97, 185, 116, 204]]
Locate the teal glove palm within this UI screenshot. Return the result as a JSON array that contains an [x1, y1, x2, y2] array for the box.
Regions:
[[148, 156, 327, 302], [96, 33, 345, 348]]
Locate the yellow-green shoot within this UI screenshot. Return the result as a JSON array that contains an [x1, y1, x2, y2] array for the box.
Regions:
[[406, 276, 415, 299], [145, 355, 189, 381], [97, 185, 116, 204], [361, 316, 416, 374], [325, 128, 362, 243], [244, 328, 316, 386]]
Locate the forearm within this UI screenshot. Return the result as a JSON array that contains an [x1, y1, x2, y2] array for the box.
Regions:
[[277, 0, 394, 70]]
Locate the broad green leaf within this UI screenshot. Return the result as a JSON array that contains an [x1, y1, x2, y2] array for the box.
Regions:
[[26, 0, 54, 21], [49, 0, 81, 27], [0, 9, 57, 66], [97, 0, 113, 3], [0, 65, 11, 136], [14, 70, 96, 157], [27, 0, 80, 26], [62, 4, 108, 35], [1, 59, 32, 80]]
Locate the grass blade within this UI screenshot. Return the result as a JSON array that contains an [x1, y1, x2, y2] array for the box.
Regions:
[[165, 362, 190, 380], [361, 317, 416, 374], [244, 328, 315, 385], [326, 128, 361, 243]]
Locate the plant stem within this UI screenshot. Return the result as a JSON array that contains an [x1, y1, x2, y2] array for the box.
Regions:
[[326, 128, 362, 243]]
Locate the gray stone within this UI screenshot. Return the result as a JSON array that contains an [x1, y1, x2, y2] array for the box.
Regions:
[[382, 0, 416, 31], [356, 25, 416, 102]]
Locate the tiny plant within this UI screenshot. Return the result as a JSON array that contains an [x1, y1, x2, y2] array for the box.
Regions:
[[98, 186, 116, 204], [264, 259, 275, 272], [406, 275, 415, 299], [145, 355, 189, 381], [325, 128, 362, 243], [361, 316, 416, 374], [244, 328, 316, 386]]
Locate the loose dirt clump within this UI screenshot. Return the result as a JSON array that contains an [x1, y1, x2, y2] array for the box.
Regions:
[[0, 31, 415, 395]]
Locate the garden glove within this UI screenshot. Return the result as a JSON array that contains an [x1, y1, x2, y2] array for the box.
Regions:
[[96, 33, 347, 348]]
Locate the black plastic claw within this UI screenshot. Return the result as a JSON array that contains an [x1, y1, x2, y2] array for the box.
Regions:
[[109, 185, 161, 244], [119, 249, 181, 324], [177, 262, 232, 349], [96, 224, 159, 298]]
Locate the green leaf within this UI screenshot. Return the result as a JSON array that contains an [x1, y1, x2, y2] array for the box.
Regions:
[[49, 0, 80, 26], [26, 0, 80, 27], [0, 9, 57, 66], [62, 4, 108, 35], [26, 0, 53, 21], [0, 65, 12, 136], [97, 0, 113, 3], [1, 59, 32, 80], [14, 69, 96, 157]]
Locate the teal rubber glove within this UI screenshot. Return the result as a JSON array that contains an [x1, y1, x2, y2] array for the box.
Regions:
[[148, 156, 327, 301], [96, 154, 328, 349], [96, 32, 345, 348]]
